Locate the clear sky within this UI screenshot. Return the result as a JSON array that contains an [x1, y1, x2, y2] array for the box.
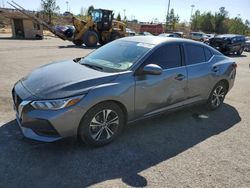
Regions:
[[2, 0, 250, 23]]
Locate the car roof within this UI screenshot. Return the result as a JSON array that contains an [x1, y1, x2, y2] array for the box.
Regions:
[[216, 34, 245, 38], [120, 36, 205, 46]]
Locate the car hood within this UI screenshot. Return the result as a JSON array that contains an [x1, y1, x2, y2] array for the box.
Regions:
[[21, 60, 119, 99]]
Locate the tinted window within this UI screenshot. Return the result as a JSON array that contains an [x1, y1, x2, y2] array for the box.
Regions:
[[204, 47, 213, 61], [185, 44, 206, 65], [145, 45, 182, 69]]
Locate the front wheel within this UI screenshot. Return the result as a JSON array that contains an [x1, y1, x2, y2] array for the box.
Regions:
[[83, 31, 99, 47], [206, 82, 227, 110], [78, 102, 125, 147]]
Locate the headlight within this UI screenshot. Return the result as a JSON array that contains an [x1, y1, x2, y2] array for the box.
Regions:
[[31, 95, 84, 110]]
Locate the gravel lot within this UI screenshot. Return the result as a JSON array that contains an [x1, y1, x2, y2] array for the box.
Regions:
[[0, 37, 250, 187]]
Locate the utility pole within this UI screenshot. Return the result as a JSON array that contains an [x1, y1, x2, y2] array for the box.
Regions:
[[190, 5, 195, 22], [123, 9, 126, 20], [190, 4, 195, 32], [66, 1, 69, 12], [166, 0, 171, 31]]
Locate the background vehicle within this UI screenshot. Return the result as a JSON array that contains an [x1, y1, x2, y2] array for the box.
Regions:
[[54, 25, 75, 38], [138, 31, 153, 36], [173, 32, 184, 38], [158, 33, 180, 38], [8, 2, 126, 47], [201, 34, 215, 44], [72, 9, 126, 46], [190, 32, 206, 41], [244, 37, 250, 52], [126, 28, 136, 36], [209, 34, 246, 55], [12, 36, 236, 147]]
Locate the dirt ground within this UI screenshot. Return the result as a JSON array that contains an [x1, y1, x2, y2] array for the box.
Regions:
[[0, 37, 250, 187]]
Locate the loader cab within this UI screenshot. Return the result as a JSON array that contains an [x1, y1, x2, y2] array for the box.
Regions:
[[92, 9, 113, 31]]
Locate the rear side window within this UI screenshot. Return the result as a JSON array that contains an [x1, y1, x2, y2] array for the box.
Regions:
[[185, 44, 206, 65], [145, 45, 182, 69], [204, 47, 213, 61]]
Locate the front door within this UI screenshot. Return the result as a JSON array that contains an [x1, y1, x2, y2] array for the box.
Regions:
[[135, 44, 188, 117]]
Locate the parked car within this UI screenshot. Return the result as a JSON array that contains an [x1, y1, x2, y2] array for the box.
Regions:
[[12, 36, 236, 146], [209, 34, 246, 55], [244, 37, 250, 52], [158, 33, 180, 38], [54, 25, 75, 38], [173, 32, 184, 38], [126, 28, 136, 36], [138, 32, 153, 36], [201, 34, 215, 44], [190, 32, 207, 41]]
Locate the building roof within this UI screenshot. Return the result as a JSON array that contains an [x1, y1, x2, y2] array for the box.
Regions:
[[0, 8, 34, 19]]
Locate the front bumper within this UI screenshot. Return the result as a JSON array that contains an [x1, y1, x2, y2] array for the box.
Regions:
[[12, 83, 84, 142], [15, 113, 62, 142]]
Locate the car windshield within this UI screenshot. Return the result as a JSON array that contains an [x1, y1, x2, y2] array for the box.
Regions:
[[80, 40, 154, 72]]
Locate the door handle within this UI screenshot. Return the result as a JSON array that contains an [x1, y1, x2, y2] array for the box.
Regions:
[[175, 74, 185, 81]]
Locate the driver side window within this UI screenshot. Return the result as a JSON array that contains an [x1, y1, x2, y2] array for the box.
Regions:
[[145, 44, 182, 69]]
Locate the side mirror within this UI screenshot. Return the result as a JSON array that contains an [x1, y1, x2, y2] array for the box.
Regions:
[[141, 64, 163, 75]]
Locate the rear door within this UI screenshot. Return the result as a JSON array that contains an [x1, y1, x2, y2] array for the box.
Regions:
[[184, 43, 214, 100], [134, 43, 188, 117]]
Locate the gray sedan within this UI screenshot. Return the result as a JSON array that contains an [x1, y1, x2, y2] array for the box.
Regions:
[[12, 36, 237, 146]]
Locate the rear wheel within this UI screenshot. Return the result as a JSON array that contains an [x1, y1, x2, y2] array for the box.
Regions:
[[237, 47, 244, 55], [78, 102, 125, 147], [206, 82, 227, 110], [83, 31, 99, 47]]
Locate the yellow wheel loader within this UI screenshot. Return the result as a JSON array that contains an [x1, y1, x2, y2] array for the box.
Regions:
[[72, 9, 126, 47], [8, 1, 126, 47]]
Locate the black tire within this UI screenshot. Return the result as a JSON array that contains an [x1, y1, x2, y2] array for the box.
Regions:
[[110, 32, 121, 41], [78, 102, 125, 147], [237, 47, 244, 55], [83, 30, 99, 47], [206, 82, 227, 111], [73, 39, 84, 46]]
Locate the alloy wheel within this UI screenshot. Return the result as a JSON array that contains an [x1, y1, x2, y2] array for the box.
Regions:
[[89, 109, 119, 141], [211, 86, 225, 107]]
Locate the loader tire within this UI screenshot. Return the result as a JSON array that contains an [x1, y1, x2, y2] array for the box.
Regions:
[[73, 39, 84, 46], [84, 31, 99, 47]]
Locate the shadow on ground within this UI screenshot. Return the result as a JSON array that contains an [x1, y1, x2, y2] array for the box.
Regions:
[[0, 104, 241, 187], [58, 45, 100, 50], [226, 54, 247, 58]]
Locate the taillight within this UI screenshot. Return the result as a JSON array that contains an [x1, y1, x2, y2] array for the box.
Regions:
[[232, 63, 237, 69]]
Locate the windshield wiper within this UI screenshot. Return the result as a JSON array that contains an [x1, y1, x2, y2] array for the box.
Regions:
[[81, 63, 103, 71]]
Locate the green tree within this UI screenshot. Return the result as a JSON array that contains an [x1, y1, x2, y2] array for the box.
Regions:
[[191, 10, 201, 31], [41, 0, 60, 24], [199, 12, 214, 32], [116, 13, 121, 21], [229, 17, 247, 34], [166, 8, 179, 31], [214, 7, 228, 33]]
